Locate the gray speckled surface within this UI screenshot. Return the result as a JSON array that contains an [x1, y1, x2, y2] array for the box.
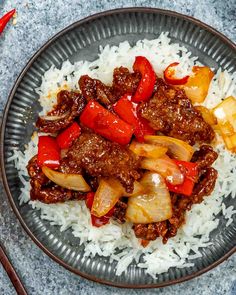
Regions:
[[0, 0, 235, 294]]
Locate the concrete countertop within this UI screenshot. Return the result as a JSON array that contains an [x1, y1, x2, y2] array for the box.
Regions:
[[0, 0, 235, 294]]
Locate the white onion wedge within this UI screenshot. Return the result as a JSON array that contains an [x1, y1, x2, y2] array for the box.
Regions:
[[129, 141, 167, 158], [141, 155, 184, 185], [91, 178, 144, 217], [91, 178, 123, 217], [126, 172, 172, 224], [144, 135, 194, 161], [42, 166, 91, 192]]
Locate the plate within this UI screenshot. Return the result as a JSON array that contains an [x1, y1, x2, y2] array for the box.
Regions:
[[1, 8, 236, 288]]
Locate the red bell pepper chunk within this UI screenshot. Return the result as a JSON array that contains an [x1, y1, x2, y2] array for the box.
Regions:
[[37, 136, 60, 169], [86, 192, 114, 227], [166, 160, 198, 196], [80, 100, 134, 145], [113, 94, 155, 142], [56, 122, 81, 149], [0, 9, 16, 34], [164, 62, 189, 85], [132, 56, 156, 103]]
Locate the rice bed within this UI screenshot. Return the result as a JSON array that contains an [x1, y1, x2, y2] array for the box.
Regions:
[[10, 33, 236, 278]]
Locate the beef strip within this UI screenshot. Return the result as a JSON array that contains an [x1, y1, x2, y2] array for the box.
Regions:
[[133, 144, 218, 243], [139, 78, 215, 145], [112, 67, 141, 98], [60, 132, 140, 193], [79, 75, 116, 106], [79, 67, 140, 106], [27, 156, 86, 204], [191, 167, 218, 203], [190, 144, 218, 202], [191, 144, 218, 170], [36, 90, 86, 133]]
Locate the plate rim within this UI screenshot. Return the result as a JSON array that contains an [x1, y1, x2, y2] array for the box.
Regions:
[[1, 7, 235, 289]]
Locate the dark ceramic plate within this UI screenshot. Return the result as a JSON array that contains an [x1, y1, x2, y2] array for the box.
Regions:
[[1, 8, 236, 288]]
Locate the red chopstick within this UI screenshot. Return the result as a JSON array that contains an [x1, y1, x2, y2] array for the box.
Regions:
[[0, 243, 28, 295]]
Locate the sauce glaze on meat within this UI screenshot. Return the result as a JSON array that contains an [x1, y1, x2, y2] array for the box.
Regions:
[[79, 75, 116, 106], [60, 131, 140, 193], [139, 79, 215, 145], [112, 66, 141, 98], [36, 90, 86, 133]]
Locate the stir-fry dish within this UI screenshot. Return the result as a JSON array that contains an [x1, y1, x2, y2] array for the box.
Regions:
[[27, 56, 236, 246]]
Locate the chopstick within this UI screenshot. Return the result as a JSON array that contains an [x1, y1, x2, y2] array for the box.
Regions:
[[0, 243, 28, 295]]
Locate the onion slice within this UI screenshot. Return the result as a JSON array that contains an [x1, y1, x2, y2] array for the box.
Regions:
[[126, 172, 172, 224], [144, 135, 194, 161], [141, 155, 184, 185], [129, 140, 167, 158], [91, 178, 144, 217], [91, 178, 123, 217], [42, 166, 91, 192]]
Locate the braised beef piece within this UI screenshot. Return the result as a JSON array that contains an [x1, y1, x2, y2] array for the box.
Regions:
[[133, 222, 168, 241], [27, 156, 86, 204], [79, 67, 140, 106], [27, 155, 50, 189], [190, 145, 218, 202], [60, 132, 140, 193], [133, 144, 218, 243], [112, 199, 128, 224], [36, 90, 86, 133], [32, 187, 86, 204], [191, 144, 218, 170], [139, 78, 215, 145], [112, 67, 141, 98], [79, 75, 116, 106], [191, 167, 218, 203]]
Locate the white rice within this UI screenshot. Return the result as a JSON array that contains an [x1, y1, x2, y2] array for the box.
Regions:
[[11, 33, 236, 278]]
